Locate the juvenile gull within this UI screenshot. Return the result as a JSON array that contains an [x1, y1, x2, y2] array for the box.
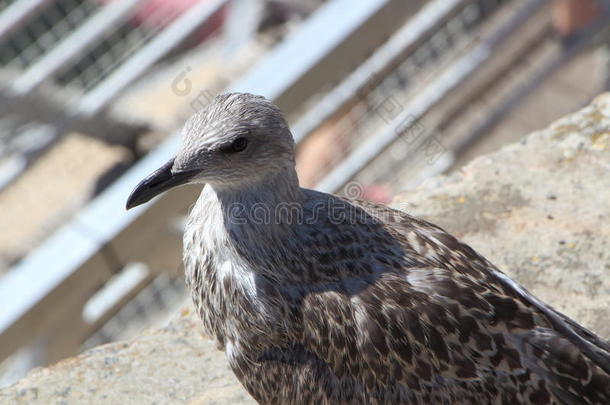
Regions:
[[126, 93, 610, 404]]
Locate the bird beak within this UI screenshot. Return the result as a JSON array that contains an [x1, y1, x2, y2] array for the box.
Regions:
[[125, 158, 198, 210]]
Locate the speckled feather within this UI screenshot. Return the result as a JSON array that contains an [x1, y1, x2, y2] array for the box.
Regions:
[[177, 94, 610, 404]]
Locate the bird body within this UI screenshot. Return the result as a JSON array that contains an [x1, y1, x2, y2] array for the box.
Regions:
[[127, 93, 610, 404]]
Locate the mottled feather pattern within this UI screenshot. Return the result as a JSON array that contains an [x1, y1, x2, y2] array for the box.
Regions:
[[150, 93, 610, 404], [184, 187, 610, 404]]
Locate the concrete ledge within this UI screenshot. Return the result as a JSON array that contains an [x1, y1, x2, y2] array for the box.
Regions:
[[1, 309, 254, 404], [2, 94, 609, 404]]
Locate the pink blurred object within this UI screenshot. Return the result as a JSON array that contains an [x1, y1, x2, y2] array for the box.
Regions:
[[97, 0, 226, 40], [361, 184, 393, 204]]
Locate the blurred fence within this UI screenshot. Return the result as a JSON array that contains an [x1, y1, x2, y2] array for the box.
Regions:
[[0, 0, 228, 192], [311, 0, 547, 193], [295, 0, 519, 191]]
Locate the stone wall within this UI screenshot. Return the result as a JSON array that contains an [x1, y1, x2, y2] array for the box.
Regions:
[[1, 94, 609, 404]]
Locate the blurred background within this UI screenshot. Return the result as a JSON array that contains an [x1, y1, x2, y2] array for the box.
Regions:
[[0, 0, 609, 387]]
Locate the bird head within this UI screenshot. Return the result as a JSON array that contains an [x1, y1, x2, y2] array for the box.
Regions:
[[126, 93, 296, 210]]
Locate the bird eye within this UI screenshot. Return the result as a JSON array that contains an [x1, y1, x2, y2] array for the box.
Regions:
[[223, 137, 248, 153]]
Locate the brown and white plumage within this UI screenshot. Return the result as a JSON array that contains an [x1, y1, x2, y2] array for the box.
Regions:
[[127, 93, 610, 404]]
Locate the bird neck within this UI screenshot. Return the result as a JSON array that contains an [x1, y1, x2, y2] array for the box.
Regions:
[[200, 168, 304, 232]]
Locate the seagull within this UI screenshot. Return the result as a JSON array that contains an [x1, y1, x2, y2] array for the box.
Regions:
[[126, 93, 610, 404]]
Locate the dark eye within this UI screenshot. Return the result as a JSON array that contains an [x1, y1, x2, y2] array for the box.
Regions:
[[223, 137, 248, 153]]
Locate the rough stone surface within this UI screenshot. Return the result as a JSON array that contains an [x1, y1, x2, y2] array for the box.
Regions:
[[0, 308, 253, 405], [1, 94, 609, 404]]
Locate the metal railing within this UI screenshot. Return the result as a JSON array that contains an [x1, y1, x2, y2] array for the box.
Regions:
[[0, 0, 49, 41], [0, 0, 101, 69], [0, 0, 229, 192], [313, 0, 543, 193], [11, 0, 142, 94]]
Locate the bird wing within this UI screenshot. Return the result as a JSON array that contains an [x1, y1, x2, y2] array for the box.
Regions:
[[284, 195, 610, 403], [354, 197, 610, 370], [295, 265, 610, 403]]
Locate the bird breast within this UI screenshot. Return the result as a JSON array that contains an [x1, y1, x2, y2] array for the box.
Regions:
[[183, 193, 281, 356]]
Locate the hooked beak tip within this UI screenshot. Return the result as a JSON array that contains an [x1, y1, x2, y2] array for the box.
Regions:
[[125, 158, 197, 211]]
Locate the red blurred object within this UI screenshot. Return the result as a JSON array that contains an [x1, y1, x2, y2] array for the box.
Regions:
[[98, 0, 226, 41], [552, 0, 603, 38]]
